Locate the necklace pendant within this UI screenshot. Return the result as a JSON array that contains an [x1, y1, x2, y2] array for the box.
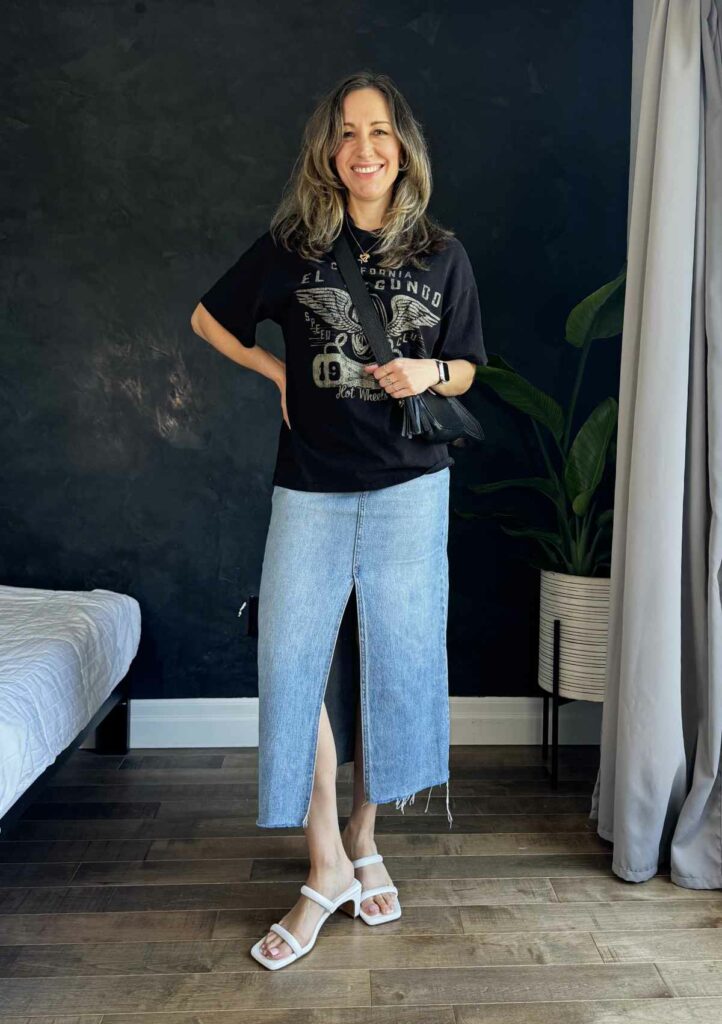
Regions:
[[358, 252, 370, 264]]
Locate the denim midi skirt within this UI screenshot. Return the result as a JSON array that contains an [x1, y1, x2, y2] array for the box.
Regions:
[[256, 465, 453, 830]]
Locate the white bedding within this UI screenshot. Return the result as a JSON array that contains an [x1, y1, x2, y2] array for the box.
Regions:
[[0, 584, 141, 825]]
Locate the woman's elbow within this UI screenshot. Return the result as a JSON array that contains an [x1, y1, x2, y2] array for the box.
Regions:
[[190, 303, 206, 337]]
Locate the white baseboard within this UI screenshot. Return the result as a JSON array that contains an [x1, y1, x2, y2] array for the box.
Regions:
[[449, 696, 602, 745], [82, 696, 602, 749]]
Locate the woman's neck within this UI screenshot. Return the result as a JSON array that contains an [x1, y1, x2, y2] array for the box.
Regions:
[[345, 198, 388, 232]]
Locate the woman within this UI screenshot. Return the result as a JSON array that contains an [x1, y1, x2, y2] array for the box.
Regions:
[[191, 70, 487, 970]]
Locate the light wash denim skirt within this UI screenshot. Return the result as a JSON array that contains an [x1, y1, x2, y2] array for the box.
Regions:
[[256, 465, 453, 830]]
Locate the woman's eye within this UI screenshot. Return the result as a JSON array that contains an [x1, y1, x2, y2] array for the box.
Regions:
[[342, 129, 388, 138]]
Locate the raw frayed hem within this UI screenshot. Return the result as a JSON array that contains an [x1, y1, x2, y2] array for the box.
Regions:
[[298, 779, 454, 831], [369, 778, 453, 829]]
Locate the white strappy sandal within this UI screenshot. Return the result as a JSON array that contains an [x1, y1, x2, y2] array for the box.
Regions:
[[352, 853, 402, 925], [250, 877, 362, 970]]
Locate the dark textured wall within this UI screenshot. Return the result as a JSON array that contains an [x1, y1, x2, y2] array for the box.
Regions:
[[2, 1, 630, 698]]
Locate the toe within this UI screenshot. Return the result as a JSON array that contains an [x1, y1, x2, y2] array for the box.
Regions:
[[382, 893, 397, 913], [261, 933, 289, 960], [362, 897, 380, 915]]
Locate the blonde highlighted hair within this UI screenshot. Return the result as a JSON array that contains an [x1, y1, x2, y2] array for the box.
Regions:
[[269, 70, 455, 270]]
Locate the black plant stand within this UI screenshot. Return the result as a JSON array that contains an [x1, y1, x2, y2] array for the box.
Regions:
[[539, 617, 576, 790]]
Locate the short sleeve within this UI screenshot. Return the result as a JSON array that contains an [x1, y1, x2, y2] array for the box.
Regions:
[[432, 280, 488, 365], [198, 232, 273, 347]]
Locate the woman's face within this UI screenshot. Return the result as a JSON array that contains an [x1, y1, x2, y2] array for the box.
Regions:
[[333, 87, 402, 208]]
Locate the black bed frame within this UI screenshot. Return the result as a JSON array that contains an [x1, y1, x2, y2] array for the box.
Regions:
[[0, 670, 131, 836]]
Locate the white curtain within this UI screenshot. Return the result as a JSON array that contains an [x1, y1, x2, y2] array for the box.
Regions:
[[590, 0, 722, 887]]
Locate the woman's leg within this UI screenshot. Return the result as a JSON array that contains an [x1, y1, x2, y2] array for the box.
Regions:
[[340, 693, 398, 918], [258, 701, 357, 962]]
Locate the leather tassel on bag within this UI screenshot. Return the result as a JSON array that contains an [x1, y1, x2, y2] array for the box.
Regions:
[[401, 391, 485, 445]]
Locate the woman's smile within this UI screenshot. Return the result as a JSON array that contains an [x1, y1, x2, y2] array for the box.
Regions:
[[351, 162, 385, 176]]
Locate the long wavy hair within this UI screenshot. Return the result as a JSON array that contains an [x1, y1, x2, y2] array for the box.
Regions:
[[269, 70, 455, 270]]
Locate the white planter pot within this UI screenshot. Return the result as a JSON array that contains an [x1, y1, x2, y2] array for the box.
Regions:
[[537, 569, 610, 702]]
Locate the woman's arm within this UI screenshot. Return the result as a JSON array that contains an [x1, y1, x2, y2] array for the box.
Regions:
[[191, 303, 285, 388], [365, 357, 476, 399], [427, 359, 476, 397]]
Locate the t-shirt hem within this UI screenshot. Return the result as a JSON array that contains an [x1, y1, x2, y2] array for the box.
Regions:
[[271, 457, 454, 493]]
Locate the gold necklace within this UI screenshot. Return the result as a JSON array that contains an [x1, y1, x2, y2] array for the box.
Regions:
[[344, 212, 382, 264]]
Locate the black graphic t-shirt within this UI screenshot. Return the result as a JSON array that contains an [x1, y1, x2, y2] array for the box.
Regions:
[[199, 214, 488, 492]]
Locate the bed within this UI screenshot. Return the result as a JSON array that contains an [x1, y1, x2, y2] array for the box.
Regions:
[[0, 584, 141, 829]]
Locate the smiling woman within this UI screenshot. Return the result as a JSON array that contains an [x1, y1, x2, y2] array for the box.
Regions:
[[265, 70, 458, 270], [335, 94, 401, 216], [192, 69, 488, 971]]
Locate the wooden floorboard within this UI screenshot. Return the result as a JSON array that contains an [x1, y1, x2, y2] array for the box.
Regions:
[[0, 744, 720, 1022]]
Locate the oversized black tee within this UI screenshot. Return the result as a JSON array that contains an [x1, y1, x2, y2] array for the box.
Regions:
[[199, 214, 488, 492]]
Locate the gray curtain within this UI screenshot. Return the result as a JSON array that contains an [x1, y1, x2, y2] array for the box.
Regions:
[[589, 0, 722, 887]]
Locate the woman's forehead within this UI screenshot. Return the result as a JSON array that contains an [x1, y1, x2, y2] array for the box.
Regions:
[[342, 87, 390, 120]]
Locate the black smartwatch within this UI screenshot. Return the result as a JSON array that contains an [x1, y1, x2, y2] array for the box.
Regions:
[[435, 359, 450, 384]]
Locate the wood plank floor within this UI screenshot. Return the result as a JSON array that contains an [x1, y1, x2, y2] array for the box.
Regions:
[[1, 744, 721, 1022]]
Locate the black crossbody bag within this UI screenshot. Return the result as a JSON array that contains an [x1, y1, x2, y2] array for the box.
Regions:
[[332, 230, 485, 447]]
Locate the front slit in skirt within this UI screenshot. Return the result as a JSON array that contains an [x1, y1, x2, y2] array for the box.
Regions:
[[256, 465, 453, 830]]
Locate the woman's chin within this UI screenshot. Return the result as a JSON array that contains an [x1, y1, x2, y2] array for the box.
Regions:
[[346, 178, 394, 203]]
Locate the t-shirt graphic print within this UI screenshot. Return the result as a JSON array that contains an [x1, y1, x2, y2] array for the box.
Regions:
[[199, 216, 488, 492], [294, 272, 441, 404]]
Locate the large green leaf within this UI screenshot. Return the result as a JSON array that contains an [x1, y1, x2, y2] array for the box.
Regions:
[[451, 507, 520, 522], [565, 266, 627, 347], [486, 353, 517, 372], [473, 367, 564, 441], [565, 398, 618, 514], [499, 526, 568, 565], [467, 476, 559, 504], [499, 526, 564, 546], [473, 352, 516, 384]]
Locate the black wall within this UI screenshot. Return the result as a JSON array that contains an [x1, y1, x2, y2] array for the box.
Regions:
[[2, 1, 631, 698]]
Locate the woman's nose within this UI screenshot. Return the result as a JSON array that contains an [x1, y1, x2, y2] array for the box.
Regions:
[[356, 136, 377, 157]]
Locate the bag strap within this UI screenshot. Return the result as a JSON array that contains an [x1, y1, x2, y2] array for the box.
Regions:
[[332, 230, 396, 367]]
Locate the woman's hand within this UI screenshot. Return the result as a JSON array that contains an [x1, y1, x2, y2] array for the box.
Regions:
[[362, 358, 438, 399], [276, 367, 291, 429]]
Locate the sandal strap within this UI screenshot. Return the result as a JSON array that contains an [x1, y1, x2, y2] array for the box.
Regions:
[[269, 921, 303, 956], [352, 853, 384, 868], [360, 883, 398, 900], [300, 883, 336, 913]]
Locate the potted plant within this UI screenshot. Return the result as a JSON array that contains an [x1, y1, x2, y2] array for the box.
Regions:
[[458, 266, 626, 701]]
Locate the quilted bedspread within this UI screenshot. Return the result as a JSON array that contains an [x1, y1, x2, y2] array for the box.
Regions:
[[0, 584, 141, 825]]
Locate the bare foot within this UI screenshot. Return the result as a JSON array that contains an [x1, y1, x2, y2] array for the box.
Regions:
[[341, 826, 397, 918], [257, 856, 356, 964]]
